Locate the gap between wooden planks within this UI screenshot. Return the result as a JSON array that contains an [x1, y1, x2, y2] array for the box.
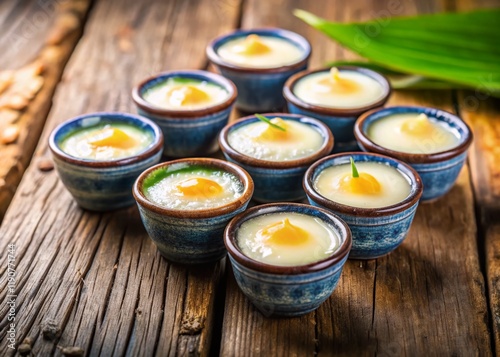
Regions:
[[0, 0, 242, 356]]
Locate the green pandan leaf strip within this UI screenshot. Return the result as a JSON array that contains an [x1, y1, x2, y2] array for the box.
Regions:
[[143, 165, 221, 190], [294, 9, 500, 96], [350, 157, 359, 178], [254, 113, 286, 132], [327, 60, 471, 89]]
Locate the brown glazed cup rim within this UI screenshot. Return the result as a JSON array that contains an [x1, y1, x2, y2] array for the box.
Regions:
[[133, 158, 254, 219], [206, 27, 312, 74], [131, 70, 237, 118], [303, 152, 423, 217], [49, 112, 164, 168], [224, 203, 352, 275], [218, 113, 334, 169], [354, 105, 474, 164], [283, 66, 392, 116]]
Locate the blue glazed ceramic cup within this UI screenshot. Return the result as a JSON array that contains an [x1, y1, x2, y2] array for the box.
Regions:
[[218, 113, 334, 203], [132, 70, 237, 158], [206, 28, 311, 112], [283, 66, 391, 152], [354, 106, 473, 202], [49, 112, 164, 211], [133, 158, 254, 264], [224, 203, 352, 317], [304, 152, 423, 259]]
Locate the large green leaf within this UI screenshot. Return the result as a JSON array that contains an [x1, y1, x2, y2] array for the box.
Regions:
[[327, 60, 470, 89], [295, 9, 500, 96]]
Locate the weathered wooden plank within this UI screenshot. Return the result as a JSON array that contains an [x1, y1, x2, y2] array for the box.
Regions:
[[0, 0, 92, 221], [0, 0, 242, 356], [459, 95, 500, 208], [221, 264, 317, 357], [459, 96, 500, 354], [484, 219, 500, 354], [220, 0, 491, 355], [0, 0, 59, 70], [454, 0, 500, 353]]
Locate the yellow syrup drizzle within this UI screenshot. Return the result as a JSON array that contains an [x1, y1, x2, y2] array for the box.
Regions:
[[232, 34, 271, 55], [401, 113, 433, 136], [257, 218, 311, 246], [317, 67, 362, 94], [166, 85, 210, 107], [254, 118, 291, 142], [175, 177, 223, 198], [87, 127, 138, 149]]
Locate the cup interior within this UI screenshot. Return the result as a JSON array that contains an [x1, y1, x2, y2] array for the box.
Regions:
[[355, 106, 473, 163], [284, 66, 391, 116], [219, 113, 334, 169], [304, 152, 423, 216], [132, 70, 237, 116], [133, 158, 254, 219], [224, 203, 352, 275], [49, 112, 163, 167], [207, 28, 311, 70], [139, 71, 235, 98]]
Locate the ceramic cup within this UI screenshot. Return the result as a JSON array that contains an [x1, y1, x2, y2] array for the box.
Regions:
[[304, 152, 423, 259], [49, 112, 164, 211], [224, 203, 352, 317], [132, 70, 237, 157], [219, 113, 334, 202], [133, 158, 254, 264], [283, 66, 391, 152], [354, 106, 473, 202], [207, 28, 311, 112]]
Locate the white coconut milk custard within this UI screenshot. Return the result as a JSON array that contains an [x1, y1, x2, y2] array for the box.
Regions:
[[293, 67, 387, 109], [314, 158, 412, 209], [236, 211, 342, 266], [142, 163, 245, 210], [59, 122, 154, 161], [227, 114, 325, 162], [141, 77, 229, 110], [217, 34, 304, 68], [366, 113, 461, 154]]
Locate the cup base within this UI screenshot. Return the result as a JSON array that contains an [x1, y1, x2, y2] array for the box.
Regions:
[[420, 196, 442, 204], [235, 102, 286, 114], [348, 250, 393, 260], [157, 249, 226, 265], [420, 190, 451, 203], [252, 194, 305, 204], [251, 302, 319, 317], [75, 199, 135, 212], [333, 140, 359, 153]]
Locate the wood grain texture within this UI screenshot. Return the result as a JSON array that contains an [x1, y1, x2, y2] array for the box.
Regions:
[[0, 0, 92, 221], [0, 0, 59, 70], [0, 0, 495, 356], [455, 0, 500, 353], [0, 0, 241, 356], [484, 219, 500, 355], [459, 94, 500, 354], [460, 97, 500, 208], [219, 0, 492, 356]]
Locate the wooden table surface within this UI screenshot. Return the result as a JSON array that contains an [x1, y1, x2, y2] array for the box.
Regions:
[[0, 0, 499, 356]]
